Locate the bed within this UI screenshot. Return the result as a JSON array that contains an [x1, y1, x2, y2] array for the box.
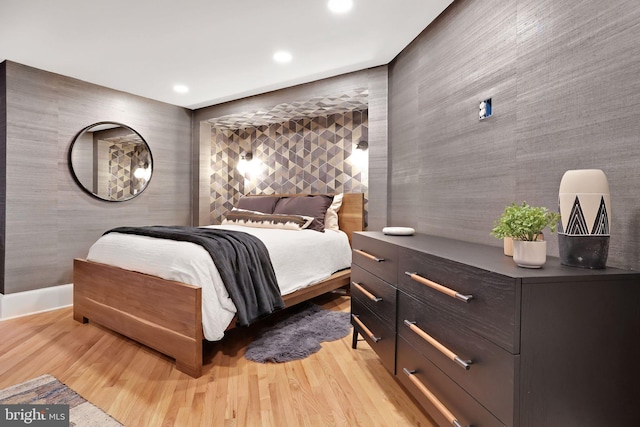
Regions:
[[73, 193, 364, 378]]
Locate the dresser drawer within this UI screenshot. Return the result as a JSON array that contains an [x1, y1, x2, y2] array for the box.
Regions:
[[351, 264, 397, 325], [398, 248, 519, 353], [352, 233, 398, 284], [397, 336, 506, 427], [351, 297, 396, 373], [398, 291, 516, 425]]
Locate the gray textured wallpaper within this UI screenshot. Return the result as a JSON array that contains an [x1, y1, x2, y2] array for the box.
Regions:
[[2, 61, 192, 294], [388, 0, 640, 270]]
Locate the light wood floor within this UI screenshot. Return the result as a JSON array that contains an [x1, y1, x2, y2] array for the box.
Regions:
[[0, 294, 435, 427]]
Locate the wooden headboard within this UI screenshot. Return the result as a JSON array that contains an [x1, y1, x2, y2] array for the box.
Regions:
[[336, 193, 365, 245], [247, 193, 364, 246]]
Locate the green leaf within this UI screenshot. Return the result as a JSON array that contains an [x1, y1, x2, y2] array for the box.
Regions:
[[490, 202, 561, 241]]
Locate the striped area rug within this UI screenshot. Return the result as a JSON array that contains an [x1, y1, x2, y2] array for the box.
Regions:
[[0, 374, 122, 426]]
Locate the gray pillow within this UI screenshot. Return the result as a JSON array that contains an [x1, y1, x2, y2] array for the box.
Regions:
[[273, 195, 334, 232], [236, 195, 281, 214]]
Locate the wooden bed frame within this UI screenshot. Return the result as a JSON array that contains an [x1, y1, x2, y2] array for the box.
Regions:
[[73, 193, 364, 378]]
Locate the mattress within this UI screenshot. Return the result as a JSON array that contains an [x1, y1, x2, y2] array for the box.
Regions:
[[86, 224, 352, 341]]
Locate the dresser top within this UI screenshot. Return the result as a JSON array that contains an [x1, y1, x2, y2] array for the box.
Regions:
[[354, 232, 638, 282]]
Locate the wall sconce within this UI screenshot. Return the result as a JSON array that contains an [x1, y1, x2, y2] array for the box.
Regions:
[[133, 167, 145, 179], [355, 140, 369, 151], [133, 163, 151, 181], [237, 151, 253, 176], [350, 140, 368, 168]]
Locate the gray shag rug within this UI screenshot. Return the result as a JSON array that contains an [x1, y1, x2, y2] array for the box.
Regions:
[[245, 304, 351, 363]]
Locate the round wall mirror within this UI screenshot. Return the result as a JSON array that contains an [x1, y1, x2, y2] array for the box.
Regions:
[[69, 122, 153, 202]]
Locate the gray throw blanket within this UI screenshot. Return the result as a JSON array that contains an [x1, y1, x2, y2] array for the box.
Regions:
[[105, 226, 285, 327]]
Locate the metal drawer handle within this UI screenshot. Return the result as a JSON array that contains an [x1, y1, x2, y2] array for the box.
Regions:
[[404, 320, 472, 370], [354, 249, 385, 262], [404, 272, 473, 303], [402, 368, 469, 427], [352, 281, 382, 302], [351, 314, 381, 342]]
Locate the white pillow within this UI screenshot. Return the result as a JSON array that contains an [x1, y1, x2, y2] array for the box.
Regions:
[[324, 193, 344, 231]]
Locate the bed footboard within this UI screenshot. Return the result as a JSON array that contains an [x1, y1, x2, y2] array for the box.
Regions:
[[73, 259, 204, 377], [73, 261, 351, 378]]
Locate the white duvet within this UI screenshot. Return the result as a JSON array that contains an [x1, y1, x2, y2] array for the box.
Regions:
[[86, 224, 352, 341]]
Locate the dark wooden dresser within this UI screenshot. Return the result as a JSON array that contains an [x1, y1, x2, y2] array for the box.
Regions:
[[350, 231, 640, 427]]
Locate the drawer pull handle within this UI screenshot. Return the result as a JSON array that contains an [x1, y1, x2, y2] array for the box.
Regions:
[[354, 249, 385, 262], [352, 282, 382, 302], [404, 320, 472, 370], [405, 272, 473, 303], [351, 314, 381, 342], [402, 368, 469, 427]]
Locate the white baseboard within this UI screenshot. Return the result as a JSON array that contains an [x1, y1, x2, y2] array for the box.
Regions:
[[0, 284, 73, 321]]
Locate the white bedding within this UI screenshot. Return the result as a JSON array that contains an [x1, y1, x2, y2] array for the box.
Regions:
[[86, 224, 352, 341]]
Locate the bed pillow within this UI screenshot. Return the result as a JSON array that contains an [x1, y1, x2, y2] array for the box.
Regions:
[[222, 209, 314, 231], [273, 195, 334, 232], [236, 195, 281, 214], [324, 193, 344, 231]]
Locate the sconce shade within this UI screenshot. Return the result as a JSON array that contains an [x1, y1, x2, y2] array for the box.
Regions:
[[133, 168, 145, 179], [237, 151, 255, 176], [355, 140, 368, 151]]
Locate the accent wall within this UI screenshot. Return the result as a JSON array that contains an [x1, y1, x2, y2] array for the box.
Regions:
[[193, 67, 388, 230], [209, 111, 368, 224]]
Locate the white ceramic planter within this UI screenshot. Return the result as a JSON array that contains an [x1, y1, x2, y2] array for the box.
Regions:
[[512, 240, 547, 268], [503, 237, 513, 256]]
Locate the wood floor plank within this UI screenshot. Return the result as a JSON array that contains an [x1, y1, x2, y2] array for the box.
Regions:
[[0, 294, 435, 427]]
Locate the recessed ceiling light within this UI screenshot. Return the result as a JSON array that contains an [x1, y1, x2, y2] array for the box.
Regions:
[[328, 0, 353, 14], [273, 51, 292, 63], [173, 84, 189, 94]]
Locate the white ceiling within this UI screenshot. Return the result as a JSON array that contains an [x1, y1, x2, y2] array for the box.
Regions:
[[0, 0, 453, 110]]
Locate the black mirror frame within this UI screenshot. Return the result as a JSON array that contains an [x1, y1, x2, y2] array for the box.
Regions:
[[68, 121, 154, 202]]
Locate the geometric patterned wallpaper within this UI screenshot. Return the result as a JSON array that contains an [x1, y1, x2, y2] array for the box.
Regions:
[[209, 110, 368, 224], [207, 88, 369, 130]]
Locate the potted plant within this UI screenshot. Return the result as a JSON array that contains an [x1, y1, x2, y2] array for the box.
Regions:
[[491, 202, 561, 268]]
